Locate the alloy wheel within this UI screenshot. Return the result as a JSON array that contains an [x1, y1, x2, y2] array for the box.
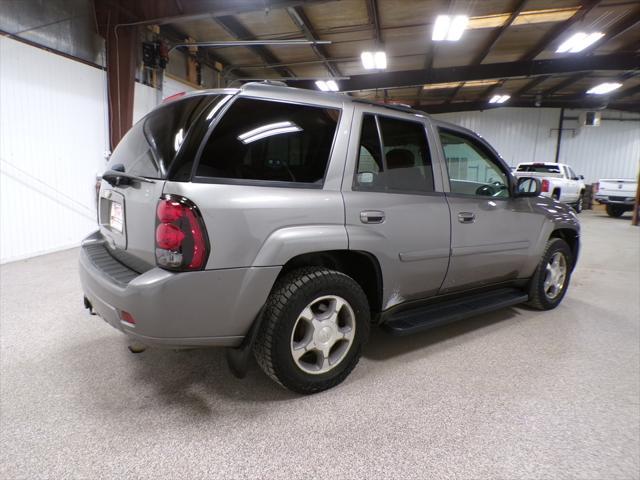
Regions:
[[290, 295, 356, 375]]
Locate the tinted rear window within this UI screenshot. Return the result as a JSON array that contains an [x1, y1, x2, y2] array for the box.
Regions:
[[517, 164, 561, 174], [195, 98, 340, 186], [107, 95, 220, 179]]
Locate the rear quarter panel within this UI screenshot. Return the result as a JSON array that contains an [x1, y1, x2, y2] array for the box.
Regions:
[[163, 98, 355, 270]]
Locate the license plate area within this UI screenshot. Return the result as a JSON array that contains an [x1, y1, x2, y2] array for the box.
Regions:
[[109, 201, 123, 232], [99, 189, 127, 248]]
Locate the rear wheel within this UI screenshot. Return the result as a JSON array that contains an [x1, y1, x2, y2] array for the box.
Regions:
[[527, 238, 572, 310], [552, 189, 561, 201], [606, 204, 625, 217], [253, 267, 370, 394]]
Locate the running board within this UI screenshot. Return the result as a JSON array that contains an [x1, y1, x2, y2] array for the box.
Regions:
[[383, 288, 529, 336]]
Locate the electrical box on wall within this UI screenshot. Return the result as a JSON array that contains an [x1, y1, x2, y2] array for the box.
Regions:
[[581, 111, 601, 127]]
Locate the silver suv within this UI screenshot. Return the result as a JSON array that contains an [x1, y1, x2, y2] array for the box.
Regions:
[[80, 83, 580, 393]]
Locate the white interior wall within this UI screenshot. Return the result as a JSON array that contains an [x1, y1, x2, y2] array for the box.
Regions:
[[433, 107, 560, 166], [133, 76, 195, 123], [559, 111, 640, 183], [433, 107, 640, 183], [0, 36, 108, 263], [0, 37, 200, 263]]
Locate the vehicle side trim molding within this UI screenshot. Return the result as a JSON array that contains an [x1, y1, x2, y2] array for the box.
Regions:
[[399, 247, 450, 262], [452, 240, 530, 257]]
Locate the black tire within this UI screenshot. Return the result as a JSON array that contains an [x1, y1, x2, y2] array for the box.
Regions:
[[527, 238, 573, 310], [552, 189, 561, 201], [606, 204, 625, 217], [253, 267, 370, 394], [574, 192, 584, 213]]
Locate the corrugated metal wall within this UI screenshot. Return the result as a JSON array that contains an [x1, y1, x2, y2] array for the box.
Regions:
[[0, 36, 108, 263], [0, 37, 201, 263], [560, 110, 640, 183], [434, 107, 640, 183], [433, 107, 560, 166]]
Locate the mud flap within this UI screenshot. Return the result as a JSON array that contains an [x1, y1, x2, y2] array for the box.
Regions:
[[225, 306, 265, 379]]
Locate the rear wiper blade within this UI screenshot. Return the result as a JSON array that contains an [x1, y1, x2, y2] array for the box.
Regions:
[[102, 170, 156, 186]]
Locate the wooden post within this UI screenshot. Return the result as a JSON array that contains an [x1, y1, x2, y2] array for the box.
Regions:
[[94, 0, 137, 150]]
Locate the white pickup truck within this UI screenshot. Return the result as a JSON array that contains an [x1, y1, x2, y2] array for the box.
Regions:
[[514, 162, 586, 212], [594, 178, 638, 217]]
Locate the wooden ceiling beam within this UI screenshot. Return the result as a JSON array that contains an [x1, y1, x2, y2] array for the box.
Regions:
[[541, 72, 587, 97], [365, 0, 382, 46], [587, 4, 640, 52], [284, 53, 638, 91], [472, 0, 529, 65]]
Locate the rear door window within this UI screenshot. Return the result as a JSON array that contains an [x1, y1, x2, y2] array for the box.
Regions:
[[354, 113, 434, 194], [195, 98, 340, 186]]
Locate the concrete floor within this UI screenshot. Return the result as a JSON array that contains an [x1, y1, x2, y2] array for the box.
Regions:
[[1, 210, 639, 479]]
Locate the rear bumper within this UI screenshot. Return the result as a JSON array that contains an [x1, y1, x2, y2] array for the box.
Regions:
[[79, 231, 280, 348], [594, 195, 634, 206]]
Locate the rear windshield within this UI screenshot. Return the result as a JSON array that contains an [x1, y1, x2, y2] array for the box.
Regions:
[[517, 164, 561, 174], [195, 98, 340, 186], [106, 95, 221, 179]]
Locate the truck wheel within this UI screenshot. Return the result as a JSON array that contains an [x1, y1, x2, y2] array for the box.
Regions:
[[527, 238, 572, 310], [574, 193, 584, 213], [606, 205, 624, 217], [552, 189, 561, 201], [253, 267, 370, 394]]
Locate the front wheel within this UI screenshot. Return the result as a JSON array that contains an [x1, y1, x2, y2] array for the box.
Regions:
[[253, 267, 370, 394], [574, 193, 584, 213], [527, 238, 573, 310], [606, 204, 625, 217]]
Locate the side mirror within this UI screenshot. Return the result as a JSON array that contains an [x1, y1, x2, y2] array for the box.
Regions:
[[515, 177, 541, 197]]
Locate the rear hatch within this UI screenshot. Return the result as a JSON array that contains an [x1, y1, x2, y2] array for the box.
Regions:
[[98, 94, 223, 271], [598, 179, 636, 197]]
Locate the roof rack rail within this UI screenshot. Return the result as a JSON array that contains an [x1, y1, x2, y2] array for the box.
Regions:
[[259, 80, 288, 87], [352, 98, 427, 116]]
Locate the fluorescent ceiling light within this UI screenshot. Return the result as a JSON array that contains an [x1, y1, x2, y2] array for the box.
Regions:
[[433, 15, 450, 41], [432, 15, 468, 41], [361, 51, 387, 69], [374, 51, 387, 69], [489, 94, 510, 104], [586, 82, 622, 95], [315, 80, 329, 91], [325, 80, 339, 91], [315, 80, 339, 92], [448, 15, 468, 41], [423, 79, 499, 90], [238, 121, 302, 144], [556, 31, 604, 53], [361, 52, 375, 69]]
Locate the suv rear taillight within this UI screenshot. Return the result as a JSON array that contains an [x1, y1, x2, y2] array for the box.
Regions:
[[155, 195, 209, 271], [541, 179, 550, 193]]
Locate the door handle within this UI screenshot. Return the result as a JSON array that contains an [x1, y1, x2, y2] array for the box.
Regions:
[[360, 210, 385, 224], [458, 212, 476, 224]]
